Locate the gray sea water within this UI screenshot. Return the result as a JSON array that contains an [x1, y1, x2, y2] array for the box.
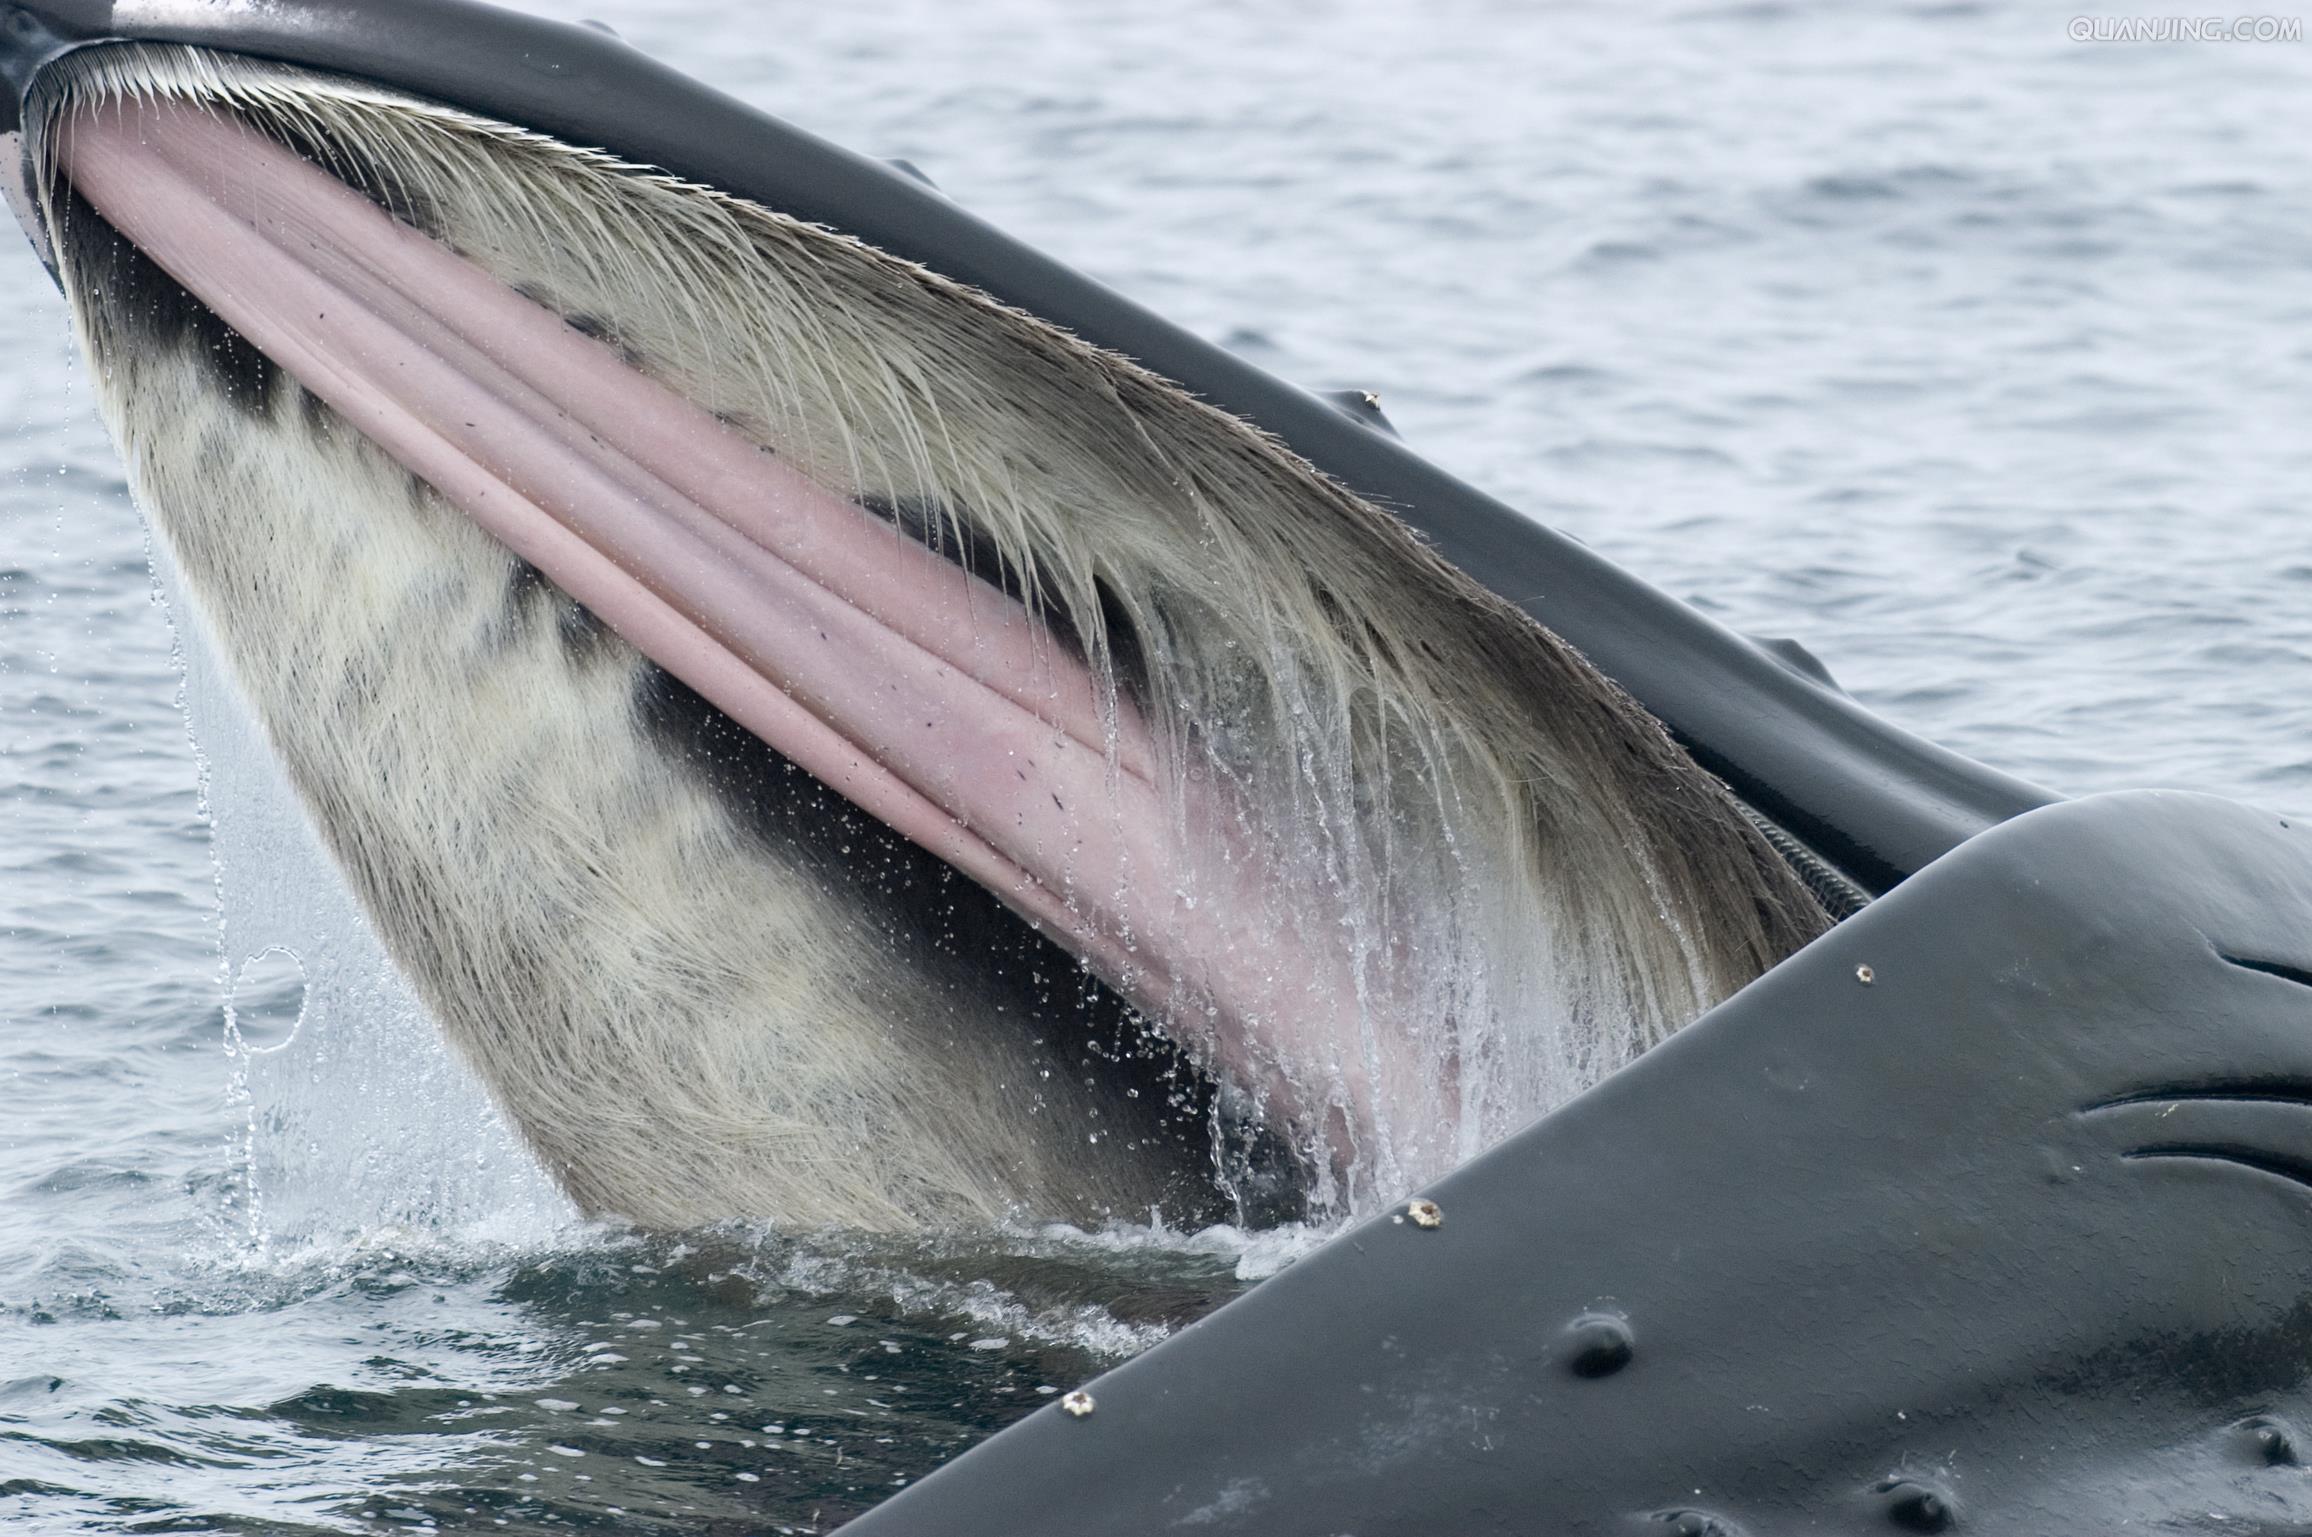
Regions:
[[4, 1, 2309, 1530]]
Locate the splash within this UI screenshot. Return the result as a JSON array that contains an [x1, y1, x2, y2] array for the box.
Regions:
[[143, 526, 572, 1256]]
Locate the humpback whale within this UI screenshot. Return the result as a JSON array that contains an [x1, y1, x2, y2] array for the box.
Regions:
[[9, 3, 2309, 1532], [5, 21, 1842, 1228]]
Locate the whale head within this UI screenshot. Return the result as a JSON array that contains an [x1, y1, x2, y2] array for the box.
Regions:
[[0, 3, 1843, 1228], [842, 792, 2312, 1536]]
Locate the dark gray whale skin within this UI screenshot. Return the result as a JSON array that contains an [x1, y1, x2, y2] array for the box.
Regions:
[[10, 7, 2309, 1531], [0, 0, 2051, 896], [847, 791, 2312, 1535]]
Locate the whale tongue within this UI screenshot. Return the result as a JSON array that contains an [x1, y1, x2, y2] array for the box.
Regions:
[[57, 97, 1401, 1161]]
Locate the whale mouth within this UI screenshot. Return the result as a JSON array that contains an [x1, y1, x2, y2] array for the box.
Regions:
[[22, 42, 1834, 1224], [48, 86, 1372, 1174], [53, 94, 1344, 1130]]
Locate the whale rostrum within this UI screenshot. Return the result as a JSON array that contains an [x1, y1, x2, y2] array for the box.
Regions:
[[845, 792, 2312, 1535]]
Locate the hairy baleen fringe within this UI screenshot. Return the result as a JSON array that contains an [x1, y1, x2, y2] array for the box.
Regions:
[[33, 44, 1828, 1223]]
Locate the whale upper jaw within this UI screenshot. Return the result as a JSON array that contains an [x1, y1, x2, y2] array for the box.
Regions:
[[0, 0, 2055, 896]]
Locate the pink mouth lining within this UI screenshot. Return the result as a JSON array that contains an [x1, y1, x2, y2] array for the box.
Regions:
[[59, 97, 1402, 1163]]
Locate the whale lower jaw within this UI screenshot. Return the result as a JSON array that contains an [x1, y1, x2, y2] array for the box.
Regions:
[[29, 43, 1830, 1226]]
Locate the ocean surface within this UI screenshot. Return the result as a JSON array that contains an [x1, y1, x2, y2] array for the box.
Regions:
[[4, 1, 2309, 1530]]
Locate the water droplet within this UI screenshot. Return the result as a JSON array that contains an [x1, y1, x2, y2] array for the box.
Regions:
[[224, 946, 306, 1055]]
